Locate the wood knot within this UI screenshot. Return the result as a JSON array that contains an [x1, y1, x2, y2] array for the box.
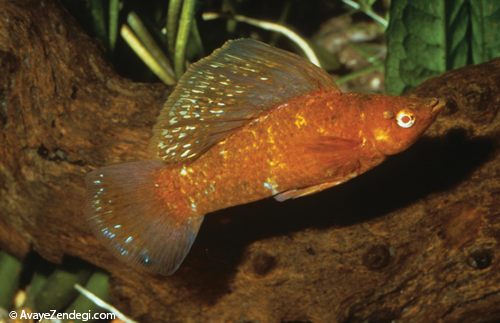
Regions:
[[252, 252, 277, 276], [71, 86, 78, 100], [458, 81, 498, 123], [362, 245, 390, 270], [467, 247, 492, 270], [462, 81, 490, 111], [37, 144, 49, 158]]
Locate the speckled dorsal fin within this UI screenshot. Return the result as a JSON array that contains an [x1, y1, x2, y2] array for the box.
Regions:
[[149, 38, 339, 163]]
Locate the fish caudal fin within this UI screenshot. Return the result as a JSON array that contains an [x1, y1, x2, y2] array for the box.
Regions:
[[85, 161, 203, 275]]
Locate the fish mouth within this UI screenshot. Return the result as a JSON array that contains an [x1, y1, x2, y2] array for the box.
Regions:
[[429, 98, 446, 115]]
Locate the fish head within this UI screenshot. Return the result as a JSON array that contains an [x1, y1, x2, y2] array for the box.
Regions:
[[363, 96, 445, 156]]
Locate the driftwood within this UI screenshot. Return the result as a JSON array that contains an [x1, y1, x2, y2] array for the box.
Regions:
[[1, 1, 499, 322]]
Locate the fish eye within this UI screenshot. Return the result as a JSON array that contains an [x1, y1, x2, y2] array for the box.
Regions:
[[396, 109, 415, 128]]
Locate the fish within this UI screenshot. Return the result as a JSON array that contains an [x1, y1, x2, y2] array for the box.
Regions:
[[85, 39, 445, 275]]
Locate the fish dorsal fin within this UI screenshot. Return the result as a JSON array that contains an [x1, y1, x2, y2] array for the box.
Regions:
[[150, 38, 339, 163]]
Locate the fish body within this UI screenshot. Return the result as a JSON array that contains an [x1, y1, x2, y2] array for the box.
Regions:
[[85, 39, 444, 275], [159, 90, 362, 216]]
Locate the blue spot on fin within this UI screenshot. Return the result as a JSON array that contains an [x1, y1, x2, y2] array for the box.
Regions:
[[85, 161, 204, 275]]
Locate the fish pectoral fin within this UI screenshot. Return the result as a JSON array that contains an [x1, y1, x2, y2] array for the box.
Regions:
[[299, 137, 363, 169], [85, 161, 204, 276], [149, 38, 339, 164], [274, 180, 346, 202]]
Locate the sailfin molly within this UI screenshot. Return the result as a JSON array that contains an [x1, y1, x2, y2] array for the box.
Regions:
[[85, 39, 445, 275]]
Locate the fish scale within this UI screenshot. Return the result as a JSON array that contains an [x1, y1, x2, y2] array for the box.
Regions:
[[85, 39, 445, 275]]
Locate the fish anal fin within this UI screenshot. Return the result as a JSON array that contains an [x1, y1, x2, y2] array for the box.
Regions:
[[85, 161, 204, 275], [274, 180, 346, 202]]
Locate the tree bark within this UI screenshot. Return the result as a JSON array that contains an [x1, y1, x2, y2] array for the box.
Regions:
[[1, 1, 499, 322]]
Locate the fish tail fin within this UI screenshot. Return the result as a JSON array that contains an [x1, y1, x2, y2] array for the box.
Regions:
[[85, 161, 203, 275]]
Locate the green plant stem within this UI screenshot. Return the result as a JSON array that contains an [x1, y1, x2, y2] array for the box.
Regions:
[[349, 43, 386, 63], [25, 261, 55, 310], [74, 284, 137, 323], [269, 0, 292, 46], [202, 13, 320, 67], [222, 0, 237, 34], [335, 65, 383, 85], [189, 19, 205, 57], [89, 0, 107, 42], [34, 260, 93, 313], [63, 271, 110, 323], [0, 252, 22, 310], [174, 0, 197, 79], [342, 0, 388, 29], [127, 12, 175, 82], [167, 0, 183, 58], [109, 0, 120, 52], [121, 25, 176, 85]]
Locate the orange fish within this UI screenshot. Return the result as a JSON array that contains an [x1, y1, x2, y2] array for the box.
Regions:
[[85, 39, 444, 275]]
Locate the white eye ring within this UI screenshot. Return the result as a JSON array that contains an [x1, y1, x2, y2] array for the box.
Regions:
[[396, 110, 415, 128]]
